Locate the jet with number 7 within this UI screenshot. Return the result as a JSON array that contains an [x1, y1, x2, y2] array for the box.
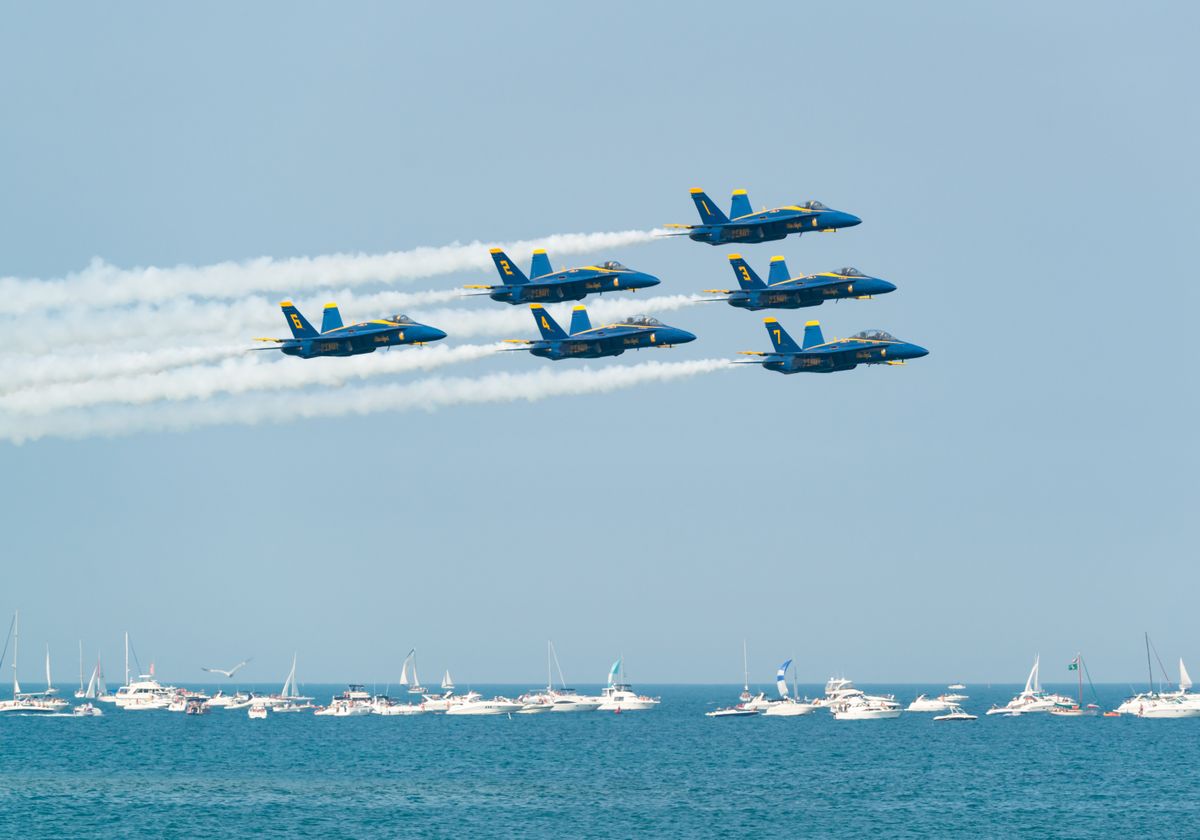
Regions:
[[463, 248, 660, 304], [503, 304, 695, 360], [737, 318, 928, 373]]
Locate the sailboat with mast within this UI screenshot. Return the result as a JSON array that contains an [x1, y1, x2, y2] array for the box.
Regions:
[[1049, 653, 1099, 716], [1115, 634, 1200, 717], [0, 612, 69, 714], [763, 658, 819, 716], [986, 654, 1073, 715], [401, 649, 426, 694], [273, 654, 315, 712]]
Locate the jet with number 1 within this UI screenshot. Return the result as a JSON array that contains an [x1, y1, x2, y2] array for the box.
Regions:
[[664, 188, 862, 245], [705, 255, 896, 311], [463, 248, 660, 304], [737, 318, 928, 374], [503, 304, 695, 360], [253, 301, 446, 359]]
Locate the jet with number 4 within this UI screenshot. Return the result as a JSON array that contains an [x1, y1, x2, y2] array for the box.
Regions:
[[463, 248, 660, 304], [253, 301, 446, 358], [737, 318, 927, 374], [705, 254, 896, 311], [503, 303, 695, 360], [664, 188, 861, 245]]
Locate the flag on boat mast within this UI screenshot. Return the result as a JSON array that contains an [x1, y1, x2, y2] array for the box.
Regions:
[[1068, 657, 1079, 671]]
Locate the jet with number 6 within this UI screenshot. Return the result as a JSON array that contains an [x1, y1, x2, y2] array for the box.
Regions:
[[253, 301, 446, 358], [663, 188, 861, 245], [503, 304, 695, 360], [463, 248, 660, 304], [705, 254, 896, 311], [737, 318, 927, 374]]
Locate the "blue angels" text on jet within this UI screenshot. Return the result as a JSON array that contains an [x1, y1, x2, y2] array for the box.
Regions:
[[503, 304, 695, 360], [664, 188, 861, 245], [254, 301, 446, 358], [737, 318, 927, 373], [705, 255, 896, 311], [463, 248, 660, 304]]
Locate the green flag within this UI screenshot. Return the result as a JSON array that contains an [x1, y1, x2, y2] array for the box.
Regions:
[[1068, 662, 1078, 671]]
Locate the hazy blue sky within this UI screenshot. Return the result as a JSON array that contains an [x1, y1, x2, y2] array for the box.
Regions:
[[1, 1, 1196, 687]]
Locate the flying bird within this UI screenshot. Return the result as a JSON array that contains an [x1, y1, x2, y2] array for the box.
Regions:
[[201, 658, 251, 678]]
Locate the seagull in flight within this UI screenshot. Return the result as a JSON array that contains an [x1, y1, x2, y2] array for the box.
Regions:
[[202, 658, 251, 678]]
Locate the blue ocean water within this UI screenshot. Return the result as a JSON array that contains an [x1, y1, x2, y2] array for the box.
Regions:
[[1, 683, 1198, 838]]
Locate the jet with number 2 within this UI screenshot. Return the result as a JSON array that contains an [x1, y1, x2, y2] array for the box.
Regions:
[[463, 248, 660, 304], [705, 255, 896, 311], [737, 318, 927, 374], [664, 188, 861, 245], [253, 301, 446, 358], [503, 304, 695, 360]]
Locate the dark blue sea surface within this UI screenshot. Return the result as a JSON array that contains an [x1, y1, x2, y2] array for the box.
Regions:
[[2, 683, 1198, 838]]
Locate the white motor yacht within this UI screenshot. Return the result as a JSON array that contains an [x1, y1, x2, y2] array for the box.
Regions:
[[705, 705, 759, 718], [907, 694, 956, 713], [547, 689, 603, 712], [421, 690, 479, 712], [595, 658, 659, 711], [833, 697, 903, 720], [374, 700, 427, 716], [248, 705, 268, 719], [445, 696, 525, 716], [72, 702, 103, 717]]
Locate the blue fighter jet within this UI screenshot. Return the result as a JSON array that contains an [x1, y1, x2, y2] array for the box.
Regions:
[[705, 255, 896, 311], [254, 301, 446, 358], [737, 318, 927, 373], [463, 248, 659, 304], [503, 304, 695, 360], [665, 188, 861, 245]]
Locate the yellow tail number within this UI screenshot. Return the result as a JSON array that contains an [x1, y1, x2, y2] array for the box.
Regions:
[[291, 313, 303, 330]]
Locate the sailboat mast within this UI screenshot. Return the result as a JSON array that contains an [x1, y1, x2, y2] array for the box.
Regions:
[[546, 640, 552, 693], [11, 611, 18, 699], [1145, 632, 1153, 693], [743, 640, 749, 693], [45, 643, 52, 690], [1077, 653, 1083, 706], [125, 631, 130, 687], [78, 640, 84, 692]]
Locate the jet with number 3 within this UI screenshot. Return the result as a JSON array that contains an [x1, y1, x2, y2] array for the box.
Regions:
[[253, 301, 446, 358], [503, 303, 695, 360], [737, 318, 927, 373], [664, 188, 861, 245], [463, 248, 660, 304], [705, 254, 896, 310]]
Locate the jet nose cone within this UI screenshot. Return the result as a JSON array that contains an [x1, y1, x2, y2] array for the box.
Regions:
[[907, 343, 929, 359], [839, 212, 862, 228], [873, 279, 898, 295], [634, 272, 661, 289], [423, 327, 448, 342], [672, 329, 697, 344]]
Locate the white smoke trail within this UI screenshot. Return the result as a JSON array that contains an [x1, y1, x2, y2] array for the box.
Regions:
[[2, 229, 663, 314], [0, 344, 246, 393], [1, 287, 471, 356], [1, 343, 507, 415], [2, 359, 731, 444]]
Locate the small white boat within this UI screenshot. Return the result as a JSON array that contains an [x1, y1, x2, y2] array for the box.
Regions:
[[834, 701, 903, 720], [705, 706, 758, 718], [373, 700, 427, 716], [72, 703, 103, 717], [273, 701, 315, 713], [942, 693, 969, 702], [934, 705, 977, 721], [314, 685, 374, 716], [247, 705, 268, 719], [948, 683, 966, 690]]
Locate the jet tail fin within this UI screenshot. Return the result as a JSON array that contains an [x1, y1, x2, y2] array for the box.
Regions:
[[530, 304, 567, 340], [728, 254, 766, 289], [321, 303, 344, 333], [764, 318, 801, 353], [767, 256, 790, 284], [280, 302, 319, 339], [729, 189, 752, 219], [568, 305, 592, 335], [690, 188, 729, 225], [802, 320, 825, 349], [529, 249, 553, 279], [490, 249, 529, 285]]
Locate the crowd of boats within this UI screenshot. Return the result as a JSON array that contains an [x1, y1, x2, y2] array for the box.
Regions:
[[0, 624, 660, 718], [705, 642, 1200, 721], [4, 615, 1198, 722]]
